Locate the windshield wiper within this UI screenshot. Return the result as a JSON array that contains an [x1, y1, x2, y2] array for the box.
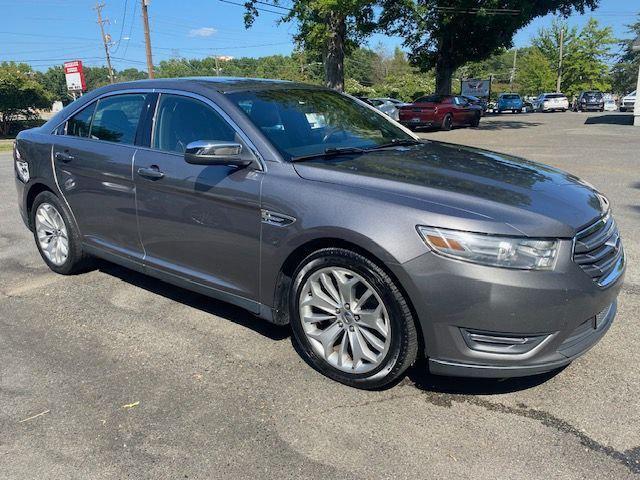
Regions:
[[290, 140, 422, 163], [290, 147, 367, 163]]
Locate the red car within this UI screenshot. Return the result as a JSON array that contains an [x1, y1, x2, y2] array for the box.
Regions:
[[399, 95, 482, 131]]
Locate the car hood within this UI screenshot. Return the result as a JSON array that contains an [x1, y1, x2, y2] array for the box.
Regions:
[[292, 142, 607, 238]]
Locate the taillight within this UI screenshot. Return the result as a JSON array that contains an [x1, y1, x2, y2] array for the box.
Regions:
[[14, 142, 30, 182]]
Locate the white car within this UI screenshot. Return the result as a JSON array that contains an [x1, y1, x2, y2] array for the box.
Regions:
[[619, 91, 636, 112], [369, 97, 409, 120], [534, 93, 569, 112], [604, 99, 618, 112]]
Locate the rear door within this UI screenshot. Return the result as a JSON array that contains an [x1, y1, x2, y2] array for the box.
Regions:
[[52, 92, 151, 259], [133, 92, 263, 303]]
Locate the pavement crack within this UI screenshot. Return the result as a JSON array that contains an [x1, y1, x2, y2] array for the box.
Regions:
[[416, 389, 640, 474]]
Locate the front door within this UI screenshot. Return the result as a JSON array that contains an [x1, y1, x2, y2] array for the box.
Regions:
[[134, 93, 263, 302], [52, 92, 150, 259]]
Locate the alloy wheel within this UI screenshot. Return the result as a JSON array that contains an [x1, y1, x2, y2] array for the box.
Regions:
[[298, 267, 391, 374], [35, 203, 69, 266]]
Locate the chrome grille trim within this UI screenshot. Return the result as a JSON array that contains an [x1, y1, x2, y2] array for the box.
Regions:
[[573, 212, 624, 287]]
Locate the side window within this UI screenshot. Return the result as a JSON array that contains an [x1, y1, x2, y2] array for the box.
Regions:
[[152, 94, 236, 154], [66, 102, 96, 137], [90, 94, 146, 144]]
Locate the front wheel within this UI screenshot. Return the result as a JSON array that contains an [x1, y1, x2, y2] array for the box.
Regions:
[[470, 113, 480, 127], [290, 248, 418, 389], [441, 113, 453, 131]]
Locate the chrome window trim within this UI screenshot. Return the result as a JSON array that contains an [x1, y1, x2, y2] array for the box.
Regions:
[[50, 88, 156, 135], [52, 87, 265, 171], [147, 89, 265, 171]]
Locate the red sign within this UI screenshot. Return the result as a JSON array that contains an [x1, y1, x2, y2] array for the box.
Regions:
[[63, 60, 86, 92]]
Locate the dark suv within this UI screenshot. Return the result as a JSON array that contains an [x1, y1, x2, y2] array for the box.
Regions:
[[573, 91, 605, 112], [14, 78, 624, 389]]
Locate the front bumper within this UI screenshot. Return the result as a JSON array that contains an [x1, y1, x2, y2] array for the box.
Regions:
[[390, 239, 624, 378]]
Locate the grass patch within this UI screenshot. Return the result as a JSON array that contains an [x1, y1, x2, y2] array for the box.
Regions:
[[0, 139, 14, 152]]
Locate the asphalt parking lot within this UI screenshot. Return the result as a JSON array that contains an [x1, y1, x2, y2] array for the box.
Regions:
[[1, 111, 639, 479]]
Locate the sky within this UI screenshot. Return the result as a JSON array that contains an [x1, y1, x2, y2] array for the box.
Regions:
[[1, 0, 638, 72]]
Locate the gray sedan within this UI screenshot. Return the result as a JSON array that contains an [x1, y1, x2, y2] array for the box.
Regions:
[[13, 78, 624, 389]]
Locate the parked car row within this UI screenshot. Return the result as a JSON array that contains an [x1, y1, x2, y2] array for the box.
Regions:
[[362, 87, 636, 132]]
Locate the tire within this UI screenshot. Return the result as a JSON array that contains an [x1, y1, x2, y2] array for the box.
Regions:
[[441, 113, 453, 131], [470, 112, 480, 127], [290, 248, 418, 390], [620, 107, 626, 112], [517, 109, 522, 114], [30, 191, 92, 275]]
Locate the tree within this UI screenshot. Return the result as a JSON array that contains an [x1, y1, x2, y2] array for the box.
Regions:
[[0, 62, 51, 136], [564, 18, 615, 94], [611, 15, 640, 95], [243, 0, 377, 91], [532, 17, 615, 96], [532, 19, 578, 91], [378, 0, 601, 95], [517, 47, 556, 94]]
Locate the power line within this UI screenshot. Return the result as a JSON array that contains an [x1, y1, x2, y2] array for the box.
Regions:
[[218, 0, 285, 16], [111, 0, 128, 54], [122, 0, 138, 58]]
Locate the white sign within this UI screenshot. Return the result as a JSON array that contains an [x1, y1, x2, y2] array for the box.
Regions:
[[461, 79, 491, 97], [64, 60, 86, 92]]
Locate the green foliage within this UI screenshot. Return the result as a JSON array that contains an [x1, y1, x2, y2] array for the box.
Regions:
[[530, 17, 615, 96], [378, 0, 601, 93], [611, 16, 640, 95], [0, 62, 51, 135], [518, 48, 557, 95]]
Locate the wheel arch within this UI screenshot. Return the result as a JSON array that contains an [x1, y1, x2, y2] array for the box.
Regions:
[[270, 237, 424, 357], [25, 182, 56, 229]]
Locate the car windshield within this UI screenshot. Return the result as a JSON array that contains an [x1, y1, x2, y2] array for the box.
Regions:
[[501, 94, 520, 100], [226, 88, 413, 161], [545, 93, 566, 99]]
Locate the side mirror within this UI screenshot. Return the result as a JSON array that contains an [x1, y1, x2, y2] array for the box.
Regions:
[[184, 140, 252, 167]]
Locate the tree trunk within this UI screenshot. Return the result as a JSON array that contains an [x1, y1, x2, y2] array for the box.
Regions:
[[435, 58, 454, 95], [324, 12, 346, 92]]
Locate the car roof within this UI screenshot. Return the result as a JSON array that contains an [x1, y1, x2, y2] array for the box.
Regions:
[[97, 76, 322, 94]]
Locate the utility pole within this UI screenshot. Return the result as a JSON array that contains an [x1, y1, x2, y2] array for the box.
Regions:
[[141, 0, 154, 78], [557, 25, 564, 93], [509, 49, 517, 91], [94, 2, 114, 83]]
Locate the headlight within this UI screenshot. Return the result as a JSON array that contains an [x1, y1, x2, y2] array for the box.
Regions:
[[417, 226, 559, 270]]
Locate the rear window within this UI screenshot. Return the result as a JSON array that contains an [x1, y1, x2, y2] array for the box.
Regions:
[[584, 92, 603, 100], [90, 94, 147, 144], [545, 93, 566, 99], [415, 95, 447, 103], [501, 94, 520, 100]]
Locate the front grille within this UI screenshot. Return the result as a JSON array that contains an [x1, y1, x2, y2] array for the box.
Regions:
[[573, 212, 624, 286]]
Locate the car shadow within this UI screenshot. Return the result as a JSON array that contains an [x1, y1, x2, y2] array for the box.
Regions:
[[473, 120, 543, 131], [584, 114, 634, 126], [95, 260, 563, 393], [405, 359, 564, 395], [95, 259, 291, 341]]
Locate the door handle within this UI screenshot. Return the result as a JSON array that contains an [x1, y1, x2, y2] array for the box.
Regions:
[[137, 165, 165, 180], [55, 151, 74, 163]]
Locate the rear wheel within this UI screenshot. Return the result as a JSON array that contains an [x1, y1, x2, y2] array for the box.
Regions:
[[290, 248, 418, 389], [30, 191, 92, 275], [441, 113, 453, 131]]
